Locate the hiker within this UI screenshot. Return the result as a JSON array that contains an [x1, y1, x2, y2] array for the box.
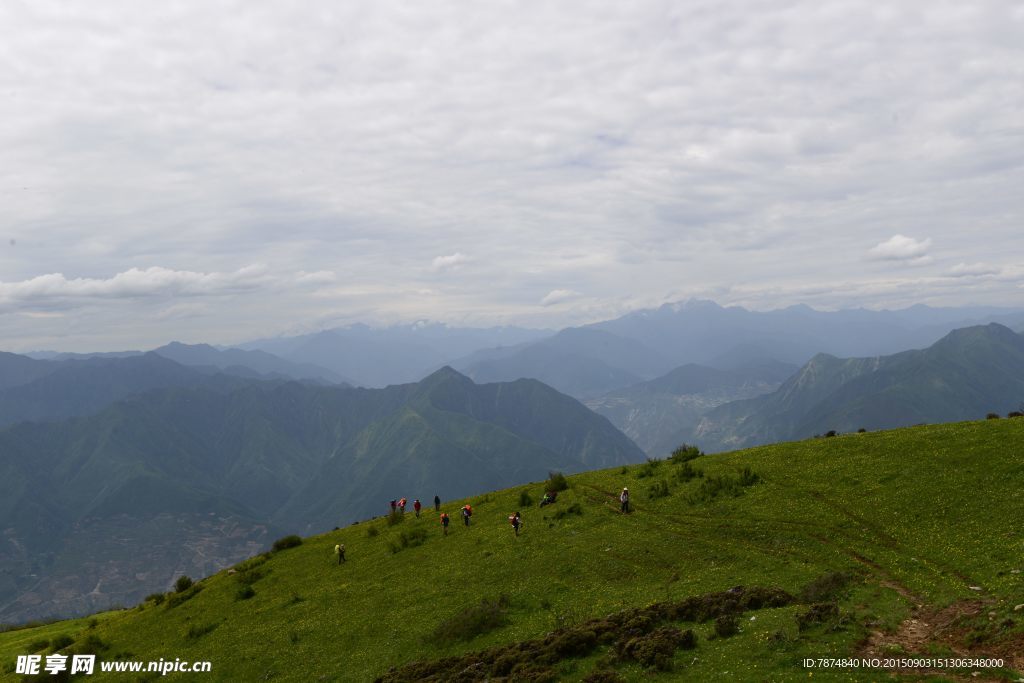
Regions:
[[461, 504, 472, 526], [335, 543, 346, 564], [399, 498, 407, 514], [540, 491, 557, 507], [434, 495, 441, 511], [440, 512, 450, 536], [620, 487, 630, 513], [509, 511, 522, 536], [413, 499, 421, 518], [390, 500, 397, 513]]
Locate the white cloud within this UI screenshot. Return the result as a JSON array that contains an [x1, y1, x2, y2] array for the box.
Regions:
[[946, 262, 1000, 277], [540, 289, 582, 307], [431, 253, 471, 273], [868, 235, 933, 262], [295, 270, 337, 285]]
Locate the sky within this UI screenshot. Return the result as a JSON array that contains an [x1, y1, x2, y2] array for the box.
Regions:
[[1, 0, 1022, 351]]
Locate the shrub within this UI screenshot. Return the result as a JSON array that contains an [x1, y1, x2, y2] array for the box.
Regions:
[[366, 525, 380, 537], [583, 671, 625, 683], [714, 614, 739, 638], [857, 427, 867, 433], [824, 430, 838, 437], [174, 575, 193, 593], [144, 592, 165, 605], [28, 638, 49, 652], [669, 444, 703, 463], [986, 412, 1000, 420], [547, 472, 569, 492], [1008, 411, 1024, 418], [797, 602, 841, 631], [165, 584, 203, 608], [635, 458, 662, 479], [49, 634, 74, 651], [647, 479, 671, 500], [674, 462, 703, 483], [272, 535, 303, 552], [738, 467, 760, 486], [429, 595, 510, 645], [519, 490, 534, 507], [388, 527, 428, 554], [233, 554, 269, 573], [235, 567, 268, 586], [386, 509, 404, 526], [236, 586, 256, 601]]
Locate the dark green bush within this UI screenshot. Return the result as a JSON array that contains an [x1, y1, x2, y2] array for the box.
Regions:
[[635, 458, 662, 479], [272, 535, 303, 552], [552, 503, 583, 520], [389, 527, 428, 554], [429, 595, 510, 645], [713, 614, 738, 638], [797, 602, 841, 631], [144, 592, 165, 605], [519, 490, 534, 507], [49, 634, 74, 651], [236, 586, 256, 601], [674, 461, 703, 483], [165, 584, 203, 608], [366, 525, 380, 537], [798, 572, 853, 603], [547, 472, 569, 492], [669, 444, 703, 463], [184, 622, 219, 640], [1008, 411, 1023, 418], [174, 575, 193, 593], [987, 412, 1000, 420], [647, 479, 671, 500], [28, 638, 49, 652], [235, 567, 268, 586]]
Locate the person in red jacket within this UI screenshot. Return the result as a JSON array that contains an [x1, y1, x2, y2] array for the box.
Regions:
[[440, 512, 450, 536], [413, 499, 422, 518]]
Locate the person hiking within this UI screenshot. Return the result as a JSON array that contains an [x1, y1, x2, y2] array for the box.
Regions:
[[539, 492, 552, 508], [413, 499, 422, 518], [390, 500, 397, 513], [334, 543, 346, 564], [509, 511, 522, 536], [461, 504, 472, 526], [434, 495, 441, 511], [440, 512, 450, 536], [620, 487, 630, 514], [398, 498, 407, 514]]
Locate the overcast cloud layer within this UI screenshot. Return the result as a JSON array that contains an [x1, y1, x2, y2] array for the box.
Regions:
[[2, 0, 1022, 351]]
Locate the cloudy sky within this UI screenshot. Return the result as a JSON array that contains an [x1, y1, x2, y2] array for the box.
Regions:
[[2, 0, 1022, 351]]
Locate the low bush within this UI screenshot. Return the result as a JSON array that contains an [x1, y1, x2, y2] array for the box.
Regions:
[[28, 638, 49, 652], [174, 575, 193, 593], [165, 584, 203, 609], [49, 634, 74, 651], [797, 602, 841, 631], [388, 527, 428, 554], [144, 592, 165, 606], [519, 490, 534, 507], [429, 595, 511, 645], [675, 462, 703, 483], [635, 458, 662, 479], [235, 586, 256, 601], [272, 535, 303, 552], [713, 614, 738, 638], [366, 525, 380, 537], [235, 567, 268, 586], [669, 444, 703, 463], [233, 554, 269, 573], [552, 503, 583, 520], [798, 571, 854, 603], [986, 412, 1000, 420], [686, 469, 760, 504], [1008, 411, 1023, 418], [547, 472, 569, 492], [184, 622, 219, 640], [647, 479, 671, 500]]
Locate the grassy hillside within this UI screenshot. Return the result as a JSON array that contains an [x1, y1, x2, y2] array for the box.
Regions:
[[3, 419, 1023, 681]]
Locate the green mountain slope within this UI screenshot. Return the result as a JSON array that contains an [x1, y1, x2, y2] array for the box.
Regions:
[[4, 419, 1021, 681], [689, 323, 1024, 452], [0, 369, 641, 623]]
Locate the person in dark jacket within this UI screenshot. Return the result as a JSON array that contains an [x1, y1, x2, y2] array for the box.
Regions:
[[510, 512, 522, 536], [434, 495, 441, 511]]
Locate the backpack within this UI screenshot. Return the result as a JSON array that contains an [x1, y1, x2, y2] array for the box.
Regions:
[[334, 544, 340, 555]]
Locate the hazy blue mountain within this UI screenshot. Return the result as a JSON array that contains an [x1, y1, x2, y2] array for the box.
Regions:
[[153, 341, 346, 384], [456, 328, 670, 398], [0, 353, 240, 429], [0, 351, 58, 390], [240, 323, 551, 388], [0, 368, 641, 622], [586, 361, 797, 457], [586, 300, 1024, 368], [686, 323, 1024, 452]]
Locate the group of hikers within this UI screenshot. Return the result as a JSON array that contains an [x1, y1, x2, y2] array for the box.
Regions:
[[334, 486, 632, 563]]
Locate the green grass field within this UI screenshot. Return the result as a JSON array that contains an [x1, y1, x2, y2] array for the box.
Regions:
[[3, 419, 1023, 681]]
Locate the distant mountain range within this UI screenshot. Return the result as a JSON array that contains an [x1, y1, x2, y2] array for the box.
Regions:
[[685, 323, 1024, 452], [585, 360, 797, 457], [0, 365, 641, 623]]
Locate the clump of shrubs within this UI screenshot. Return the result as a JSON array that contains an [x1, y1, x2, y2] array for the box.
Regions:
[[49, 634, 74, 652], [235, 586, 256, 601], [519, 490, 534, 507], [686, 468, 759, 503], [1008, 411, 1023, 418], [272, 535, 303, 552], [429, 595, 511, 645], [674, 462, 704, 483], [366, 525, 380, 538], [616, 625, 695, 670], [635, 458, 663, 479], [647, 480, 671, 500], [797, 602, 842, 631], [184, 622, 219, 640], [669, 444, 703, 463], [144, 592, 166, 606], [174, 575, 193, 593], [547, 471, 569, 492], [712, 614, 739, 638], [987, 412, 1000, 420], [389, 527, 428, 554]]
